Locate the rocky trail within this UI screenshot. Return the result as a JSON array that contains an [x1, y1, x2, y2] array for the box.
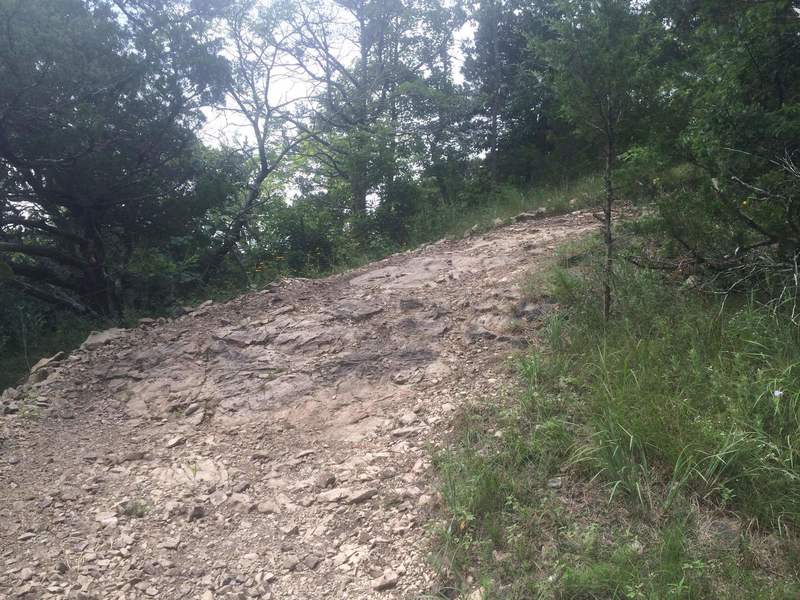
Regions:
[[0, 211, 595, 600]]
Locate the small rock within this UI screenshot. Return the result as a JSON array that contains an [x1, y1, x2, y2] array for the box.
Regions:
[[547, 477, 563, 489], [371, 569, 399, 591], [166, 436, 186, 449], [418, 494, 434, 508], [514, 208, 546, 222], [30, 351, 65, 374], [464, 324, 497, 341], [303, 555, 321, 570], [256, 501, 279, 515], [188, 505, 205, 522], [492, 217, 504, 227], [228, 493, 254, 513], [209, 490, 228, 507], [317, 488, 351, 503], [398, 412, 417, 426], [118, 450, 147, 463], [683, 275, 701, 289], [18, 567, 34, 582], [82, 328, 127, 350], [399, 486, 422, 498], [314, 472, 336, 489], [391, 426, 419, 437], [515, 301, 556, 321], [17, 532, 35, 541], [187, 407, 205, 426], [162, 500, 184, 519], [399, 298, 424, 310], [95, 512, 119, 528], [709, 518, 741, 543], [233, 481, 250, 493], [184, 403, 201, 417], [160, 537, 181, 550], [348, 488, 378, 504]]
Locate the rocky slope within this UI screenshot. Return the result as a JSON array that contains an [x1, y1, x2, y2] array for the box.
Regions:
[[0, 211, 595, 599]]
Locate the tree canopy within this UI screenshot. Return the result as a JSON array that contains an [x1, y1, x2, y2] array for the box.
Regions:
[[0, 0, 797, 327]]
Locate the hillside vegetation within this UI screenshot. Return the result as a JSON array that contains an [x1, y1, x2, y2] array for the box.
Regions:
[[1, 0, 799, 596], [435, 228, 800, 598]]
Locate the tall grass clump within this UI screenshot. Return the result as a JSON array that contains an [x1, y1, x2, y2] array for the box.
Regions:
[[544, 252, 800, 529]]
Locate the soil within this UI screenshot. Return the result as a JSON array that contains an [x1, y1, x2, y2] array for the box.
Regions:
[[0, 210, 596, 600]]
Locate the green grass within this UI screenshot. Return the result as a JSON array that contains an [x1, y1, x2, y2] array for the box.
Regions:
[[432, 228, 800, 599], [407, 175, 601, 245], [551, 254, 800, 527]]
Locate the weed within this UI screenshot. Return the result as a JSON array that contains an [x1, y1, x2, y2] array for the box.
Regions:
[[16, 392, 42, 420], [119, 499, 149, 518]]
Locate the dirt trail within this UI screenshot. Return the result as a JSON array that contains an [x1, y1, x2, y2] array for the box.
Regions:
[[0, 211, 595, 600]]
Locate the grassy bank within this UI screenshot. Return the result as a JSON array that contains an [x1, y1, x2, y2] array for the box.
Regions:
[[433, 230, 800, 598], [407, 176, 601, 246]]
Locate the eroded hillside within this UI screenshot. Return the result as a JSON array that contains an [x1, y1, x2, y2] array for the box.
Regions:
[[0, 211, 595, 599]]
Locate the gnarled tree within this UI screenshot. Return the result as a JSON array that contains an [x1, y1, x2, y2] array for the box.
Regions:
[[0, 0, 226, 315]]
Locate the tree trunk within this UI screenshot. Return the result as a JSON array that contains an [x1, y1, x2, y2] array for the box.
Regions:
[[602, 128, 615, 322], [80, 215, 121, 317], [350, 162, 369, 215], [83, 262, 120, 317], [488, 0, 500, 185], [202, 162, 270, 283], [489, 107, 499, 184], [350, 8, 371, 217]]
